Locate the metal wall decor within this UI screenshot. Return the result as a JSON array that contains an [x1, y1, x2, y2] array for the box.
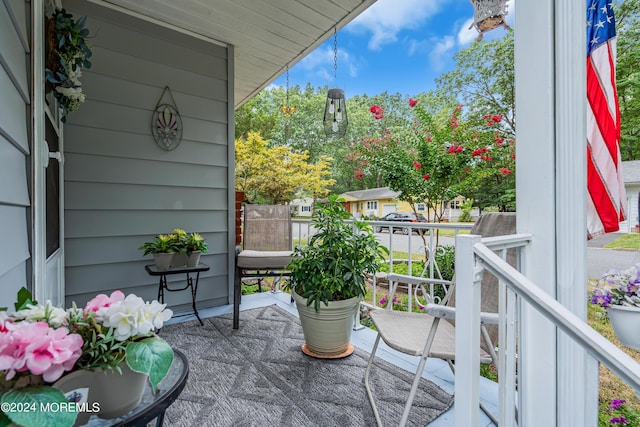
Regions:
[[323, 28, 348, 137], [468, 0, 510, 41], [152, 86, 183, 151]]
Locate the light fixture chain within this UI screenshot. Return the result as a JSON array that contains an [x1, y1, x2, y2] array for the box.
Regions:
[[333, 28, 338, 79]]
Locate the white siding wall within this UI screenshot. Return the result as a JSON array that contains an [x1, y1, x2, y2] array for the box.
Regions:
[[63, 2, 231, 311], [0, 0, 31, 307]]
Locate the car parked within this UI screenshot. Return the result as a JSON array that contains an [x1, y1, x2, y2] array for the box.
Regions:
[[374, 212, 428, 235]]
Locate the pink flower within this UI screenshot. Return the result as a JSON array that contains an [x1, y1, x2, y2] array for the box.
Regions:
[[0, 320, 83, 383], [369, 105, 385, 120], [413, 161, 421, 170], [84, 290, 125, 314], [408, 98, 418, 108], [423, 174, 430, 180], [499, 168, 513, 176], [472, 149, 482, 157]]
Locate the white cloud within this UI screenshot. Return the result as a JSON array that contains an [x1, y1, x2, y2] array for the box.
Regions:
[[429, 36, 455, 71], [457, 17, 477, 46], [348, 0, 448, 50], [297, 46, 360, 83]]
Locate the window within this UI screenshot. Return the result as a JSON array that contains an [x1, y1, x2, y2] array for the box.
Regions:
[[366, 201, 378, 210], [450, 200, 461, 209], [301, 205, 311, 212], [416, 203, 426, 211]]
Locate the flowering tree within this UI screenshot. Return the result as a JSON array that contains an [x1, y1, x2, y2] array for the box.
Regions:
[[356, 99, 515, 221]]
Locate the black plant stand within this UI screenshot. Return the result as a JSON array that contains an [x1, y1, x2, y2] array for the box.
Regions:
[[145, 263, 209, 326]]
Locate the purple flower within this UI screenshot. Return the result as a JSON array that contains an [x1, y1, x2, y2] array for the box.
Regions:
[[590, 289, 612, 308], [610, 399, 626, 410], [609, 416, 629, 425], [379, 295, 388, 306]]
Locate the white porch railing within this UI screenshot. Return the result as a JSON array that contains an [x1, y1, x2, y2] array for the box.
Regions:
[[455, 233, 640, 427]]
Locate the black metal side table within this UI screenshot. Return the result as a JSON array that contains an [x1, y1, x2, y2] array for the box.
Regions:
[[145, 263, 209, 326]]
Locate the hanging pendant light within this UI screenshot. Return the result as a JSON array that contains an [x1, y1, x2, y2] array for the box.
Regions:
[[323, 28, 348, 137], [468, 0, 510, 41]]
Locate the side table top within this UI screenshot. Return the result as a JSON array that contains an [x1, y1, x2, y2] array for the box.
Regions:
[[145, 262, 210, 275]]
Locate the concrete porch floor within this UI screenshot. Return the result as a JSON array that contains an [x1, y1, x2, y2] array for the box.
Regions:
[[167, 291, 499, 427]]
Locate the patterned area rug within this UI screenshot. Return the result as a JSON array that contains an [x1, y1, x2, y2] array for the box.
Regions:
[[158, 305, 453, 426]]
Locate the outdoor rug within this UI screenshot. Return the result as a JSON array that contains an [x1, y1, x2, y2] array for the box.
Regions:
[[157, 304, 453, 426]]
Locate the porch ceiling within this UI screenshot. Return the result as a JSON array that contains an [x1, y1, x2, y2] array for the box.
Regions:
[[96, 0, 377, 109]]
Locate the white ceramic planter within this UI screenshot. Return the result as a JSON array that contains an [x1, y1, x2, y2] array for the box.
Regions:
[[607, 305, 640, 350], [293, 290, 360, 357], [152, 253, 174, 271]]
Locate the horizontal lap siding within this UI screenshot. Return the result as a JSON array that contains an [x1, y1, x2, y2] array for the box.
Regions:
[[63, 6, 230, 311], [0, 0, 30, 308]]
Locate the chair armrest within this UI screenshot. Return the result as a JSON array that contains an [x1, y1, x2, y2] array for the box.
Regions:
[[424, 303, 499, 325]]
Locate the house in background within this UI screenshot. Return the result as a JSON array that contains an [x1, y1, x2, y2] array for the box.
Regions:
[[290, 197, 314, 217], [621, 160, 640, 233], [0, 0, 375, 311], [339, 187, 399, 218]]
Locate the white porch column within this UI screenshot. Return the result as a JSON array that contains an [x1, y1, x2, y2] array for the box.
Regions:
[[555, 2, 597, 426], [514, 1, 557, 425], [516, 1, 593, 426]]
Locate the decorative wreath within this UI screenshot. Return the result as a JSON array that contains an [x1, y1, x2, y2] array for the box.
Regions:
[[45, 8, 93, 121]]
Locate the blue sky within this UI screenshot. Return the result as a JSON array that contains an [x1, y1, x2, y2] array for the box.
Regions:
[[271, 0, 515, 97]]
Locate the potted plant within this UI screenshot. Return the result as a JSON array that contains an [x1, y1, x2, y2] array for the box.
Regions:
[[0, 288, 174, 426], [170, 229, 207, 267], [138, 234, 177, 270], [590, 263, 640, 350], [285, 195, 388, 358]]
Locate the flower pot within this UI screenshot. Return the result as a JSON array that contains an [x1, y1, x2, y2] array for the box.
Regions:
[[153, 252, 174, 271], [292, 290, 360, 358], [171, 253, 188, 268], [92, 364, 148, 419], [186, 251, 201, 267], [607, 305, 640, 350], [53, 369, 97, 426], [54, 364, 147, 421]]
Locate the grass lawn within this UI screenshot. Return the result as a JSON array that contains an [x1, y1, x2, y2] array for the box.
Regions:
[[605, 233, 640, 250]]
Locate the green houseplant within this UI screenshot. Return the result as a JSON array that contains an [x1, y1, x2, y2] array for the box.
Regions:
[[138, 234, 177, 270], [285, 195, 388, 357], [170, 229, 208, 267]]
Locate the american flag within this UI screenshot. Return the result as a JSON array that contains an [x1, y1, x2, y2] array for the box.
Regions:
[[586, 0, 626, 239]]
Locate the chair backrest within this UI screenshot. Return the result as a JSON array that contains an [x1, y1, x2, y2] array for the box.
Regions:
[[242, 204, 292, 251], [446, 212, 517, 348]]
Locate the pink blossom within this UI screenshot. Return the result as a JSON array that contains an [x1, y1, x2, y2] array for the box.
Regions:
[[408, 98, 418, 108], [413, 161, 421, 170], [499, 168, 513, 176], [423, 174, 430, 180], [0, 320, 83, 383], [84, 290, 125, 314], [369, 105, 384, 120]]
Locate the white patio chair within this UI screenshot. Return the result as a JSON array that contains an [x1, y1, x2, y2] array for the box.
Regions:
[[364, 212, 516, 426]]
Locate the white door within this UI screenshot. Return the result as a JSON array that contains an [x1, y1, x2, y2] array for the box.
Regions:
[[35, 96, 65, 306]]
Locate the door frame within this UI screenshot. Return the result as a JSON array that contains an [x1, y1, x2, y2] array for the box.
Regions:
[[32, 0, 65, 306]]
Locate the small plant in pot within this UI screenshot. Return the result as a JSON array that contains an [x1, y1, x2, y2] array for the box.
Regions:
[[170, 229, 208, 267], [590, 263, 640, 350], [138, 234, 177, 271], [285, 194, 389, 358]]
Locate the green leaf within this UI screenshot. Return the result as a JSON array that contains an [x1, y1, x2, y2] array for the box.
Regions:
[[2, 386, 77, 427], [15, 287, 35, 311], [126, 337, 173, 393]]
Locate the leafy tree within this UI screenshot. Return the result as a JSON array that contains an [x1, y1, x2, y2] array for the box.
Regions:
[[356, 101, 515, 220], [235, 132, 335, 204], [615, 0, 640, 160], [435, 30, 515, 134]]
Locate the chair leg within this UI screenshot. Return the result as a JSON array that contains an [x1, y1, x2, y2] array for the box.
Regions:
[[364, 334, 384, 427]]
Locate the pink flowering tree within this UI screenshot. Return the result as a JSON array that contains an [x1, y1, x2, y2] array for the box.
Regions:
[[356, 99, 515, 222]]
